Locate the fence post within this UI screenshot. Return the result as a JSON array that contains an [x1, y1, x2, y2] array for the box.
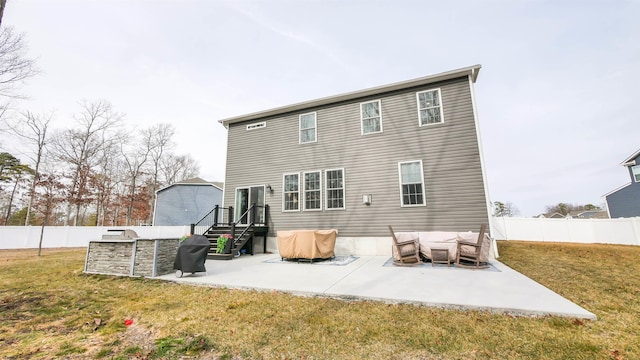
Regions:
[[213, 205, 219, 227], [264, 204, 269, 225], [228, 206, 234, 225]]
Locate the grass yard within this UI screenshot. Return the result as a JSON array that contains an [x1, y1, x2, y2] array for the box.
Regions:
[[0, 241, 638, 359]]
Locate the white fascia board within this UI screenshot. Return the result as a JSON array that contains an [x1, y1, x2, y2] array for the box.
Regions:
[[218, 65, 482, 127], [602, 182, 632, 198], [620, 148, 640, 166], [155, 182, 222, 194]]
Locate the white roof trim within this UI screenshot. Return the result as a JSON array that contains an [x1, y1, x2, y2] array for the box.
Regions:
[[218, 65, 481, 127], [620, 148, 640, 166], [156, 182, 223, 194], [602, 182, 631, 198]]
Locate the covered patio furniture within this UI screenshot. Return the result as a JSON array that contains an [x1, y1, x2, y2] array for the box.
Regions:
[[276, 229, 337, 260], [388, 225, 421, 265], [456, 224, 489, 269]]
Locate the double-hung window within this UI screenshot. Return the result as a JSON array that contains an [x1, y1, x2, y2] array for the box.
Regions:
[[416, 89, 443, 126], [299, 112, 317, 144], [283, 173, 300, 211], [360, 100, 382, 135], [325, 168, 345, 210], [398, 160, 426, 206], [303, 171, 322, 210], [632, 165, 640, 182]]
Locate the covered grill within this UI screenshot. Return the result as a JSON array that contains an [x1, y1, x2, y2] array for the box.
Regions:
[[173, 235, 211, 277]]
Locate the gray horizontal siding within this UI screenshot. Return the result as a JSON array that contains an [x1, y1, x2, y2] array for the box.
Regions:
[[224, 76, 489, 236], [606, 183, 640, 218]]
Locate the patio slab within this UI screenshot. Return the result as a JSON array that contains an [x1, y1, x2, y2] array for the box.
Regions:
[[156, 254, 596, 319]]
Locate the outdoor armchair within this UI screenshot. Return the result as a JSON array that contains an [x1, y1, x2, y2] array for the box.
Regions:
[[388, 225, 421, 265], [455, 224, 489, 269]]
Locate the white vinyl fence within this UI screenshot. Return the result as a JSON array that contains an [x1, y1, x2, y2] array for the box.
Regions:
[[491, 217, 640, 246], [2, 218, 640, 250], [0, 226, 190, 249]]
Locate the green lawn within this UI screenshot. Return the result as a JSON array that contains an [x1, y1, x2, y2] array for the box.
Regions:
[[1, 241, 638, 359]]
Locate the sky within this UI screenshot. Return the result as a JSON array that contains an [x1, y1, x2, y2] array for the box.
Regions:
[[0, 0, 638, 217]]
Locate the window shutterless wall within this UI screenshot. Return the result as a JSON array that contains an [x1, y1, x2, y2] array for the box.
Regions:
[[223, 76, 489, 236]]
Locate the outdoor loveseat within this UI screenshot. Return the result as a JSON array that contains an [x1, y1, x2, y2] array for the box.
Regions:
[[394, 230, 493, 263]]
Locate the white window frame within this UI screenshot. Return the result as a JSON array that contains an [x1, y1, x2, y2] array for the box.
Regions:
[[416, 88, 444, 126], [303, 170, 322, 211], [282, 173, 300, 212], [360, 100, 383, 135], [299, 112, 317, 144], [632, 165, 640, 182], [398, 160, 426, 207], [325, 168, 346, 210], [246, 121, 266, 130]]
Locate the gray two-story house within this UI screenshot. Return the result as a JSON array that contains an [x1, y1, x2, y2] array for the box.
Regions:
[[604, 149, 640, 218], [217, 65, 491, 255]]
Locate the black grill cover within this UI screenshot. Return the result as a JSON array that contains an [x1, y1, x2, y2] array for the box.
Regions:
[[173, 235, 211, 273]]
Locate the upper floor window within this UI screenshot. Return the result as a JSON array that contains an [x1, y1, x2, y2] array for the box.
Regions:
[[303, 171, 322, 210], [416, 89, 443, 126], [283, 173, 300, 211], [398, 160, 426, 206], [360, 100, 382, 135], [299, 112, 317, 144], [632, 165, 640, 182], [325, 168, 345, 210]]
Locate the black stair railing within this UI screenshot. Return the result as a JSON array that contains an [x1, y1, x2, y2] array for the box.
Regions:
[[223, 203, 269, 254], [191, 203, 270, 255], [190, 205, 234, 236]]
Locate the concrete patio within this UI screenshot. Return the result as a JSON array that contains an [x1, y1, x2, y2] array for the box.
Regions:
[[156, 253, 596, 320]]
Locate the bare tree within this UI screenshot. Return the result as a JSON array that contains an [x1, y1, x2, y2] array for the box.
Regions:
[[51, 100, 123, 225], [90, 140, 124, 226], [5, 110, 53, 225], [33, 171, 64, 255], [120, 128, 154, 226], [0, 0, 7, 27], [493, 201, 520, 217], [0, 26, 38, 118], [146, 123, 175, 223], [161, 153, 200, 185], [3, 162, 32, 224]]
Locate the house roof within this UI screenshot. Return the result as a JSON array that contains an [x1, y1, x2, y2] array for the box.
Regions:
[[156, 178, 224, 193], [218, 64, 481, 127], [620, 148, 640, 166]]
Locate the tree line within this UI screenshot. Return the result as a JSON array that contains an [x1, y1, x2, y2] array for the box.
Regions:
[[0, 102, 200, 227], [0, 8, 200, 227]]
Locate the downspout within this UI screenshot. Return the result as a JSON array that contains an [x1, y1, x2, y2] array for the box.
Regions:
[[468, 71, 498, 257]]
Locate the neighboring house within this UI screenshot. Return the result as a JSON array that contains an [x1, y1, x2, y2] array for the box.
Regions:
[[217, 65, 491, 255], [537, 210, 608, 219], [153, 178, 224, 226], [604, 148, 640, 218]]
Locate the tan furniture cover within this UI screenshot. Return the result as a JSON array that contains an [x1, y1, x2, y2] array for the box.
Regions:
[[397, 231, 493, 262], [277, 229, 338, 259]]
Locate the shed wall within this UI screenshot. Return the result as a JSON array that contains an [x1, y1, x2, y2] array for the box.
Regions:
[[154, 185, 222, 226]]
